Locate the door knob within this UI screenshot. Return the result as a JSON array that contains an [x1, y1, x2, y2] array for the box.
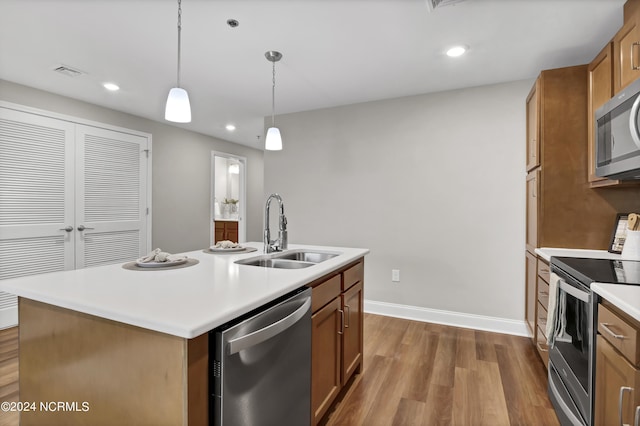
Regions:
[[77, 225, 95, 231], [59, 226, 73, 232]]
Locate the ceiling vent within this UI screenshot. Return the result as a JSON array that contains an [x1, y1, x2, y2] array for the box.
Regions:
[[426, 0, 466, 12], [52, 64, 85, 78]]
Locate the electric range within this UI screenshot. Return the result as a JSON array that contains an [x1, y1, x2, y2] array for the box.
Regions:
[[548, 256, 640, 426]]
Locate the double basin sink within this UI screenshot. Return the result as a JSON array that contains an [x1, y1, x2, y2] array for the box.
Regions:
[[235, 249, 340, 269]]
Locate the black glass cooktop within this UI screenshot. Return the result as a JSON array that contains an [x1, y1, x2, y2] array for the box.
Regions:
[[551, 256, 640, 286]]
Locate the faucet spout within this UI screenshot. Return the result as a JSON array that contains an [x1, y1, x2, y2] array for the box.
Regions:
[[264, 193, 288, 253]]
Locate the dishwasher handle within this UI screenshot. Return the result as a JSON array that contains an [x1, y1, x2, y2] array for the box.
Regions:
[[227, 297, 311, 355]]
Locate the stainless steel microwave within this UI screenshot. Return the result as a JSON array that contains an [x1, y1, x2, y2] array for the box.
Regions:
[[595, 77, 640, 180]]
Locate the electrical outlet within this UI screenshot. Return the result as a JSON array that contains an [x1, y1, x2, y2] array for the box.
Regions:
[[391, 269, 400, 282]]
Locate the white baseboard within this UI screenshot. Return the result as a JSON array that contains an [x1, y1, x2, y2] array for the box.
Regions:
[[0, 306, 18, 330], [364, 299, 530, 337]]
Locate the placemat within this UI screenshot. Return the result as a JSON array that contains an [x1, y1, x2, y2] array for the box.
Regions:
[[122, 258, 200, 271], [202, 247, 258, 255]]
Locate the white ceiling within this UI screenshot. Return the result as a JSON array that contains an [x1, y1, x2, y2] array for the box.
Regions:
[[0, 0, 627, 149]]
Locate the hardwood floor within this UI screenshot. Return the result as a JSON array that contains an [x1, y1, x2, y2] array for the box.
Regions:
[[0, 327, 18, 426], [0, 316, 558, 426], [323, 314, 559, 426]]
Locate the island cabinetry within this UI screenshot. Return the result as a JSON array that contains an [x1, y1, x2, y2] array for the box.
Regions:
[[309, 258, 364, 425], [594, 301, 640, 426], [214, 220, 238, 243], [18, 298, 208, 426]]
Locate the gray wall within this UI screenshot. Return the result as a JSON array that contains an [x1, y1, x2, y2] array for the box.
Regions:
[[0, 79, 264, 253], [264, 79, 533, 322]]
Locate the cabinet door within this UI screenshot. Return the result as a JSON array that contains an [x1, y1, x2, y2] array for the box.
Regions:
[[614, 19, 640, 93], [588, 43, 618, 186], [341, 280, 362, 386], [526, 82, 539, 171], [225, 221, 238, 243], [75, 125, 149, 268], [525, 170, 539, 253], [311, 297, 342, 425], [525, 251, 537, 338], [595, 335, 640, 426]]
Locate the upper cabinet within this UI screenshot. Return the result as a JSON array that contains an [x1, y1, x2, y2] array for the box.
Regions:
[[526, 83, 539, 172], [614, 0, 640, 93]]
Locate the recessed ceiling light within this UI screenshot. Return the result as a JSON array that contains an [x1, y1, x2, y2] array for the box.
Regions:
[[446, 45, 468, 57], [103, 82, 120, 91], [225, 124, 236, 131]]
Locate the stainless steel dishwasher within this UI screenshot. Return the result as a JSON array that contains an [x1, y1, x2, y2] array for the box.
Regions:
[[210, 287, 311, 426]]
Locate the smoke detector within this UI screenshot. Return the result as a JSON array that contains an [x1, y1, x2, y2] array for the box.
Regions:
[[426, 0, 466, 12], [52, 64, 86, 78]]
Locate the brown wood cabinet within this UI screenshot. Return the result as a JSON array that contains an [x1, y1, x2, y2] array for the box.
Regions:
[[526, 82, 539, 172], [535, 259, 550, 367], [309, 259, 364, 425], [614, 12, 640, 93], [595, 302, 640, 426], [525, 251, 537, 336], [214, 220, 238, 243]]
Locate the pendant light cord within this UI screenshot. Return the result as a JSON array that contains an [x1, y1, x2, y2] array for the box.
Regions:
[[271, 60, 276, 127], [177, 0, 182, 88]]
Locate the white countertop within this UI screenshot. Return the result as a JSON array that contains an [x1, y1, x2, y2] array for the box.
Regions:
[[592, 282, 640, 323], [535, 247, 621, 263], [0, 242, 368, 339]]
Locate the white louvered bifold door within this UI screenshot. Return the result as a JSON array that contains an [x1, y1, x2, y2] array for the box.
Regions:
[[74, 125, 148, 269], [0, 108, 75, 327]]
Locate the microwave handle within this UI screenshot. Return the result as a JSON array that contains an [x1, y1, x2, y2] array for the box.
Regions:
[[629, 94, 640, 149]]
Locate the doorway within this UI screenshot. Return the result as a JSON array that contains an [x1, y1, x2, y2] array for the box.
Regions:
[[211, 152, 246, 245]]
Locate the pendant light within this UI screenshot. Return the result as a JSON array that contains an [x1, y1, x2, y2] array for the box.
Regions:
[[265, 51, 283, 151], [165, 0, 191, 123]]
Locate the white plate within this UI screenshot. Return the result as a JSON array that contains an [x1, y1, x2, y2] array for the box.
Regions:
[[209, 246, 244, 252], [135, 257, 188, 268]]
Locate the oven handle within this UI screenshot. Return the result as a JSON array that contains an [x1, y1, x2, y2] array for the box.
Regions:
[[559, 280, 590, 303], [548, 369, 586, 426]]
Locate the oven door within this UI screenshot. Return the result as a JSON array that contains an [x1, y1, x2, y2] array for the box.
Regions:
[[548, 276, 594, 426]]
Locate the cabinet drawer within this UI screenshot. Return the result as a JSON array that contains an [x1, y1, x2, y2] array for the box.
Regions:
[[536, 326, 549, 368], [537, 277, 550, 309], [311, 274, 341, 314], [342, 261, 363, 292], [598, 304, 640, 366], [537, 260, 550, 283], [537, 301, 548, 338]]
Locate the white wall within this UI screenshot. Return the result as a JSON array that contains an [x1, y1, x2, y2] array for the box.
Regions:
[[0, 79, 264, 253], [264, 79, 533, 328]]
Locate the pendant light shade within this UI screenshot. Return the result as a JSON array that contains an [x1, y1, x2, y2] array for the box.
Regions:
[[165, 87, 191, 123], [265, 127, 282, 151], [265, 51, 283, 151], [165, 0, 191, 123]]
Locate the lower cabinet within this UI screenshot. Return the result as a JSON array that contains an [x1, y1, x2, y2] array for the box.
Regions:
[[214, 221, 238, 243], [309, 259, 364, 425], [594, 302, 640, 426]]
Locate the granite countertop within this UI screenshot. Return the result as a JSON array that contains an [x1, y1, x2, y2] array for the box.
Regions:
[[0, 242, 369, 338]]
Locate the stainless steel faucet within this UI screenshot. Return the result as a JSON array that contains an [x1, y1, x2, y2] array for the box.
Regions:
[[264, 193, 288, 253]]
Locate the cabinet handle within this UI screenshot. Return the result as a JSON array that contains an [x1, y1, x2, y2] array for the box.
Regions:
[[338, 309, 344, 335], [635, 406, 640, 426], [601, 323, 626, 340], [59, 226, 73, 232], [632, 42, 640, 71], [620, 386, 633, 426], [77, 225, 95, 231], [536, 342, 548, 353], [344, 304, 351, 328]]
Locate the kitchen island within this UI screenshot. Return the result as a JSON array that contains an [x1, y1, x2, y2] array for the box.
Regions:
[[0, 242, 368, 426]]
